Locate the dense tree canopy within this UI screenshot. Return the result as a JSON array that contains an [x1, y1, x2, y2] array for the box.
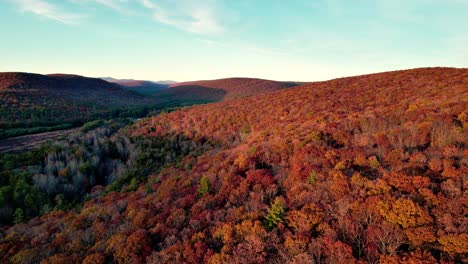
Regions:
[[0, 68, 467, 263]]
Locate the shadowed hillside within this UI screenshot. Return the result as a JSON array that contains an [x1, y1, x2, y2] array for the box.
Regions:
[[102, 78, 172, 96], [157, 85, 226, 102], [170, 77, 299, 100], [0, 72, 163, 139], [0, 73, 297, 139], [0, 68, 467, 263], [1, 73, 146, 104]]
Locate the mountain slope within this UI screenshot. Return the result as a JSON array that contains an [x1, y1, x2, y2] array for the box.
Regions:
[[170, 77, 299, 100], [1, 67, 467, 263], [102, 77, 172, 96], [1, 72, 153, 105], [0, 72, 159, 138], [157, 85, 227, 102], [0, 73, 297, 139]]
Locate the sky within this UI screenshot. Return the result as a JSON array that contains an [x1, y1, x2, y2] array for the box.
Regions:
[[0, 0, 467, 82]]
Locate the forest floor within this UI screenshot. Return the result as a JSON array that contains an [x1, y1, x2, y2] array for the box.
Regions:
[[0, 128, 78, 153]]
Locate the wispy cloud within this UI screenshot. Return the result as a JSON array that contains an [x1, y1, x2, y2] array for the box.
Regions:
[[82, 0, 132, 14], [140, 0, 225, 35], [139, 0, 156, 9], [11, 0, 228, 34], [11, 0, 82, 24]]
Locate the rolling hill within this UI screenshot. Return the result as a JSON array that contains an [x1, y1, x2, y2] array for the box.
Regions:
[[0, 72, 160, 138], [0, 68, 467, 263], [157, 85, 227, 102], [0, 73, 148, 104], [170, 77, 299, 100], [0, 74, 299, 139], [102, 77, 174, 96]]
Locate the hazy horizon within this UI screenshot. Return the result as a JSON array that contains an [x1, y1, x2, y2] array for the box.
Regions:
[[1, 0, 467, 82], [3, 66, 468, 84]]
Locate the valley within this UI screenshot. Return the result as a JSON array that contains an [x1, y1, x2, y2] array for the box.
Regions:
[[0, 128, 77, 153]]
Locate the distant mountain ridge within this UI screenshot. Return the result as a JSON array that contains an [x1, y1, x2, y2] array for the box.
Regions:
[[170, 77, 300, 100], [0, 72, 149, 105], [101, 77, 177, 96], [101, 77, 177, 86]]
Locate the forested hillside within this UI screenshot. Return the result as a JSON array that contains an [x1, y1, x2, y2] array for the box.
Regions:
[[170, 78, 299, 100], [0, 68, 467, 263], [0, 73, 163, 138], [102, 78, 170, 96], [0, 73, 196, 139], [0, 73, 294, 139]]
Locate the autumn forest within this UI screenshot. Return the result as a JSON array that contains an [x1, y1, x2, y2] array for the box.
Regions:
[[0, 67, 467, 263]]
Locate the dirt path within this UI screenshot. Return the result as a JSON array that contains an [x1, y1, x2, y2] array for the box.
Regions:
[[0, 128, 78, 153]]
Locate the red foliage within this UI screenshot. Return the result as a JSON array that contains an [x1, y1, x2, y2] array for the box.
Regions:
[[1, 68, 467, 263]]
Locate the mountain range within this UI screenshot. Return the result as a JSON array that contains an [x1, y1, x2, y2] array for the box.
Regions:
[[0, 73, 299, 139], [170, 78, 299, 99], [101, 77, 176, 96]]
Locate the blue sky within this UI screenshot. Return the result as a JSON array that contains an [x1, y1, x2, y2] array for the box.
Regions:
[[0, 0, 467, 82]]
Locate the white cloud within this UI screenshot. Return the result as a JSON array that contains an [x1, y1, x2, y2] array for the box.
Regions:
[[68, 0, 132, 14], [87, 0, 130, 13], [139, 0, 155, 9], [10, 0, 228, 34], [140, 0, 225, 35], [11, 0, 82, 24]]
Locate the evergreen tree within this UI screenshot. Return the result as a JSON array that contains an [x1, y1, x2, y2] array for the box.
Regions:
[[264, 198, 285, 230], [198, 176, 211, 196], [308, 170, 317, 185], [13, 208, 24, 224]]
